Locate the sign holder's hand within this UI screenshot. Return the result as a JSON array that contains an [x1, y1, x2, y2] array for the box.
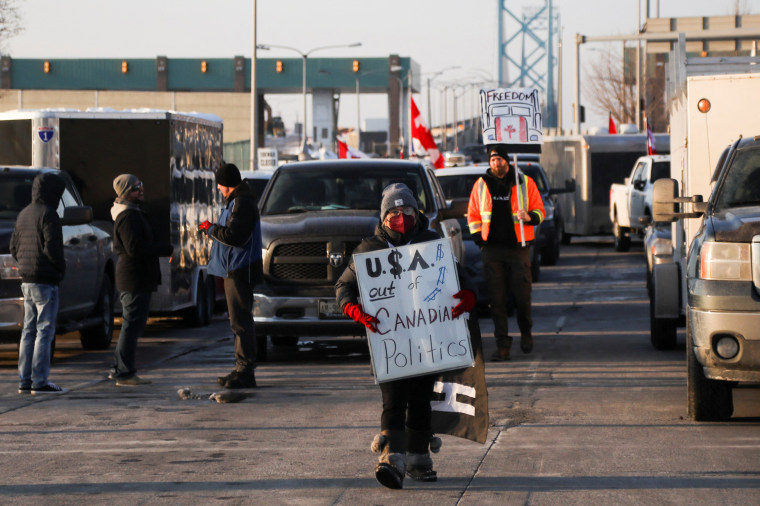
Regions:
[[452, 289, 476, 319], [343, 302, 380, 333]]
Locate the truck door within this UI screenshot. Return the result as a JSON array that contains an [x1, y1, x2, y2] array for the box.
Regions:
[[629, 160, 648, 222], [56, 186, 99, 317]]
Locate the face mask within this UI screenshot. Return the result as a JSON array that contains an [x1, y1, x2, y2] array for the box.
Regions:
[[387, 213, 415, 234]]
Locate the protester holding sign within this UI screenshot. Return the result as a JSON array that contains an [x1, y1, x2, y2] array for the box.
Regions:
[[335, 183, 476, 490], [467, 144, 545, 361]]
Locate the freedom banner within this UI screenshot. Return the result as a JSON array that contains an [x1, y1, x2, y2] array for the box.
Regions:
[[480, 87, 543, 153], [353, 238, 474, 383]]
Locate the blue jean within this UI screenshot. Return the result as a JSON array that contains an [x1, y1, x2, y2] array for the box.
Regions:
[[18, 283, 59, 389], [112, 290, 152, 379]]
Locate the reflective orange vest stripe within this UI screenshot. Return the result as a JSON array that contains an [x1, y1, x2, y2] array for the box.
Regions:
[[467, 171, 545, 243]]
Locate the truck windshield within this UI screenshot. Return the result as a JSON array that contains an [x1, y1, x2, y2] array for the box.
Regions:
[[0, 175, 33, 219], [261, 166, 430, 216], [714, 147, 760, 209]]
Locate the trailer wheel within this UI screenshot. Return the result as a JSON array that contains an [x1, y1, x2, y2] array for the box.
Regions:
[[80, 275, 115, 350], [613, 216, 630, 252], [686, 322, 733, 421], [649, 296, 677, 350]]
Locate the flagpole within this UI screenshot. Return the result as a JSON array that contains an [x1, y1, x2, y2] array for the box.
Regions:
[[514, 153, 525, 247]]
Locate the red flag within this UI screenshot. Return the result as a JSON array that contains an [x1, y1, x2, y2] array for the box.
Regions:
[[608, 112, 617, 134], [337, 137, 369, 159], [338, 138, 349, 159], [647, 123, 657, 155], [410, 96, 443, 168]]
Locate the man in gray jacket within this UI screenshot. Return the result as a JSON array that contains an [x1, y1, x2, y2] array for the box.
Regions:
[[10, 172, 68, 395]]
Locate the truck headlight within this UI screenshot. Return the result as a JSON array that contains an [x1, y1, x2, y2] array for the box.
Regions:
[[699, 242, 751, 280], [0, 254, 21, 280]]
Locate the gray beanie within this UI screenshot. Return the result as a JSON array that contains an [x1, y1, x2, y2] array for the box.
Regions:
[[380, 183, 418, 219], [113, 174, 141, 198]]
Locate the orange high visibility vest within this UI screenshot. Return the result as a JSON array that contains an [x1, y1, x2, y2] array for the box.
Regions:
[[467, 171, 545, 243]]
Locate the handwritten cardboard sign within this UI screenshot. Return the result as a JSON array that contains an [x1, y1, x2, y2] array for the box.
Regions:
[[353, 238, 474, 383], [480, 87, 543, 153]]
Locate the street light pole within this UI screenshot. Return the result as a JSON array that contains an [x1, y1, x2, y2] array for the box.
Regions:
[[425, 66, 460, 130], [256, 42, 362, 158]]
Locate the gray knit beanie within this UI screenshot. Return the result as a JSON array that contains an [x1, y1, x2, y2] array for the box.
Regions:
[[380, 183, 418, 219], [113, 174, 141, 198]]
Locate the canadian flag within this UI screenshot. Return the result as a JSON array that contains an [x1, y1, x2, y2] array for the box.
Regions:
[[647, 123, 657, 155], [337, 137, 369, 159], [411, 96, 444, 168], [608, 112, 617, 134]]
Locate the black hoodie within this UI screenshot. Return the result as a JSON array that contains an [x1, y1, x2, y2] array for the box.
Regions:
[[10, 172, 66, 284]]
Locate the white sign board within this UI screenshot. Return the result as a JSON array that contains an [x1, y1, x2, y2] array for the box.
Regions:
[[480, 88, 543, 148], [257, 148, 278, 170], [354, 238, 474, 383]]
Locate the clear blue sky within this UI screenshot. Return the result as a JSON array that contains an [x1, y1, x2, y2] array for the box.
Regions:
[[5, 0, 756, 132]]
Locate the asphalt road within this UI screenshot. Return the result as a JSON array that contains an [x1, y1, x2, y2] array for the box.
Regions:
[[1, 237, 759, 504]]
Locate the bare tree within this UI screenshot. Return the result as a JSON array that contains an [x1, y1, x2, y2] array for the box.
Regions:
[[0, 0, 23, 52], [583, 47, 666, 131]]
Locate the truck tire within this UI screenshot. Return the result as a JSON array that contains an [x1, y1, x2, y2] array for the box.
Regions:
[[649, 297, 677, 350], [541, 232, 561, 266], [80, 276, 115, 350], [613, 216, 631, 252], [686, 323, 733, 421], [183, 274, 212, 327]]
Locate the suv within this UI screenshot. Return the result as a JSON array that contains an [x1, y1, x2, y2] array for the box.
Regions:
[[0, 167, 116, 350], [654, 136, 760, 420], [253, 159, 464, 360]]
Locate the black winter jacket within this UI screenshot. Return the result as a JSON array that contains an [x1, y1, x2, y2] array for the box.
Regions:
[[10, 173, 66, 285], [111, 199, 173, 293], [335, 213, 474, 311]]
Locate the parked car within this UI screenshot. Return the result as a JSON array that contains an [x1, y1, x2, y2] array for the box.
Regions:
[[0, 167, 116, 350], [240, 170, 275, 204], [443, 151, 466, 167], [434, 162, 571, 300], [460, 145, 487, 164]]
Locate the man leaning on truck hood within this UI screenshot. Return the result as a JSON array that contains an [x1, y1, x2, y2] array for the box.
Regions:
[[200, 163, 263, 389]]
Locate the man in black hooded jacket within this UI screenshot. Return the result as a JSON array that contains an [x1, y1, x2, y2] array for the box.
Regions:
[[10, 172, 68, 395]]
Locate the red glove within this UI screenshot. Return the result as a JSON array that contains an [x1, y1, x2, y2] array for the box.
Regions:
[[344, 302, 380, 333], [452, 289, 476, 319], [198, 220, 212, 232]]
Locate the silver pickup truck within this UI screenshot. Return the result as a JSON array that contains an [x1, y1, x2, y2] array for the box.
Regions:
[[0, 167, 116, 350], [253, 159, 465, 361]]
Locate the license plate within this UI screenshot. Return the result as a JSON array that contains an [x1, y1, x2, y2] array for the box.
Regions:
[[318, 299, 345, 319]]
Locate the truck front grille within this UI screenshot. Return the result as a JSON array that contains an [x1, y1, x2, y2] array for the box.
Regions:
[[268, 240, 357, 283]]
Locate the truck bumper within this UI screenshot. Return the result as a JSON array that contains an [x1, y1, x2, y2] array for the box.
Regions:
[[253, 293, 365, 338], [688, 307, 760, 382], [0, 297, 24, 332]]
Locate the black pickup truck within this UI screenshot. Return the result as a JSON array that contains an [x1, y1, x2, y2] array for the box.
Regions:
[[253, 159, 465, 360], [0, 167, 116, 350]]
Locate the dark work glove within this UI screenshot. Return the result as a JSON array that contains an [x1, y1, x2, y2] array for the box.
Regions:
[[452, 289, 476, 319], [199, 220, 212, 233], [343, 302, 380, 332], [471, 232, 485, 248]]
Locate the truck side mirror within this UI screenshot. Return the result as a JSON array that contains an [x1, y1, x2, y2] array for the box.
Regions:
[[652, 178, 678, 222], [61, 205, 93, 225], [565, 178, 576, 192]]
